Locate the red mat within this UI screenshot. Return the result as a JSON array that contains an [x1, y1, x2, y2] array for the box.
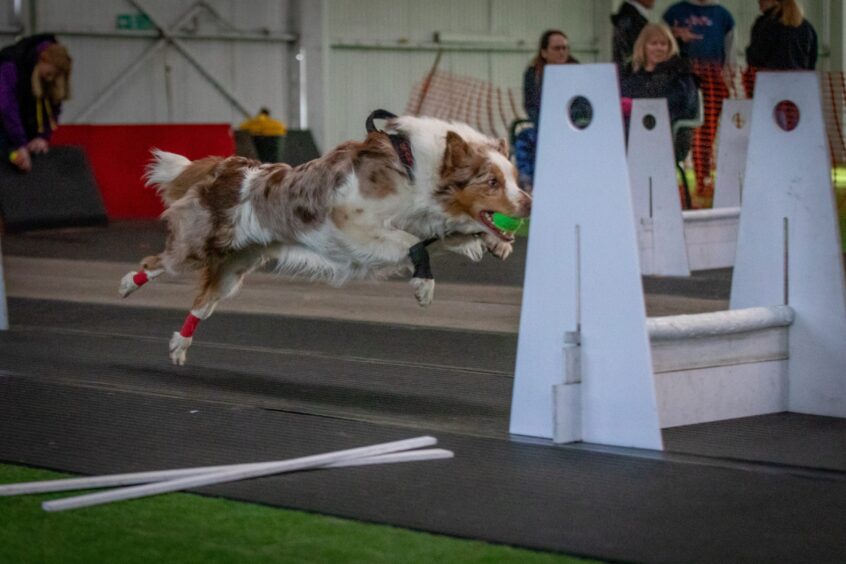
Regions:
[[52, 124, 235, 219]]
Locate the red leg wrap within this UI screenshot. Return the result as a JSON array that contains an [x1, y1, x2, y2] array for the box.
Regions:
[[132, 271, 149, 286], [180, 313, 201, 338]]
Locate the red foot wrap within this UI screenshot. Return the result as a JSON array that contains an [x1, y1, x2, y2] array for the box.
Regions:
[[180, 313, 201, 338], [132, 271, 149, 286]]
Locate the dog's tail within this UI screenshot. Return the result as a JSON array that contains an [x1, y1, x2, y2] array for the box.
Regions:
[[144, 149, 193, 206]]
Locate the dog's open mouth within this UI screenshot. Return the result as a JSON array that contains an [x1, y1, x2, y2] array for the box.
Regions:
[[479, 211, 515, 242]]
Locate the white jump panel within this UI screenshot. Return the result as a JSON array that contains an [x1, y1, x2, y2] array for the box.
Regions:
[[510, 64, 662, 450], [713, 99, 752, 209], [628, 99, 690, 276], [731, 71, 846, 418]]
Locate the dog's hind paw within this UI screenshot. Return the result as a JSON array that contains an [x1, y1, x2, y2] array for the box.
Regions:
[[119, 272, 140, 298], [169, 332, 192, 366], [411, 277, 435, 307]]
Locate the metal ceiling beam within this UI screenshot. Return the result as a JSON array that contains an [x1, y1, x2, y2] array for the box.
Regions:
[[128, 0, 254, 118]]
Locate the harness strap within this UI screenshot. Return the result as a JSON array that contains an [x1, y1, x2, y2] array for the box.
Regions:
[[365, 109, 415, 181]]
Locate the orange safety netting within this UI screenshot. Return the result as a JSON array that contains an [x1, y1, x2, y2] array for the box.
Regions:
[[405, 70, 524, 140]]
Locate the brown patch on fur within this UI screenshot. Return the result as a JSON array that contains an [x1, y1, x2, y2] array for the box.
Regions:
[[295, 206, 317, 223], [354, 133, 406, 198], [163, 157, 221, 203], [492, 137, 509, 158], [331, 207, 351, 229], [266, 163, 292, 184], [438, 132, 486, 192], [140, 255, 163, 270]]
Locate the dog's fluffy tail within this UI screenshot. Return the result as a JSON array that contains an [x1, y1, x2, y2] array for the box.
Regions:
[[144, 149, 192, 206]]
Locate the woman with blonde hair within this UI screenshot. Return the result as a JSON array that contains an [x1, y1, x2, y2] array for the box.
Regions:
[[746, 0, 817, 71], [0, 34, 72, 172], [621, 23, 699, 125], [621, 23, 699, 207]]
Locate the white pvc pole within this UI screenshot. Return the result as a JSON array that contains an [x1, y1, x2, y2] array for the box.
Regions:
[[42, 436, 437, 512], [0, 449, 453, 497]]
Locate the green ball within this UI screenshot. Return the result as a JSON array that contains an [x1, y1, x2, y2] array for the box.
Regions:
[[492, 213, 524, 233]]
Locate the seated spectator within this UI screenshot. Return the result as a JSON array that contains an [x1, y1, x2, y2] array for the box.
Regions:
[[518, 30, 578, 190], [620, 23, 699, 139]]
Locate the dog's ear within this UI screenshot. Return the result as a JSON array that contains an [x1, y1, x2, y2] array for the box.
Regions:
[[492, 137, 509, 158], [443, 131, 471, 172]]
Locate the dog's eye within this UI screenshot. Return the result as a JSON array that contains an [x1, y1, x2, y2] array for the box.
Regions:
[[487, 177, 498, 188]]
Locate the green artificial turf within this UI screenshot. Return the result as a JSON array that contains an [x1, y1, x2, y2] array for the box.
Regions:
[[0, 463, 600, 564]]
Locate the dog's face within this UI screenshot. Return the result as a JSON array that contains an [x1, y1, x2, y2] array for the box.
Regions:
[[437, 131, 531, 241]]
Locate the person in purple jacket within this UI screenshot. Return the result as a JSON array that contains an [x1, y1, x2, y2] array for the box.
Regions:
[[0, 34, 72, 173]]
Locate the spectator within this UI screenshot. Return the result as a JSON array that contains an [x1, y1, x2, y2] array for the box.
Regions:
[[517, 30, 578, 190], [238, 107, 287, 137], [0, 34, 72, 173], [746, 0, 817, 71], [621, 23, 699, 128], [522, 30, 579, 127], [663, 0, 736, 196], [611, 0, 655, 67]]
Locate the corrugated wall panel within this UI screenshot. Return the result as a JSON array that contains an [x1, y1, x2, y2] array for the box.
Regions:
[[10, 0, 294, 127]]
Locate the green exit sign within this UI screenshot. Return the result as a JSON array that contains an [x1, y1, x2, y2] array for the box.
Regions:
[[116, 13, 154, 30]]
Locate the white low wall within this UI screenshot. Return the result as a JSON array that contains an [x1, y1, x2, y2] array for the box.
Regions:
[[681, 207, 740, 271], [648, 306, 793, 427]]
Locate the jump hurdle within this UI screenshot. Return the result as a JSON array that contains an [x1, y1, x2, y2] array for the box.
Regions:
[[511, 67, 846, 450], [712, 99, 752, 208], [627, 99, 752, 274]]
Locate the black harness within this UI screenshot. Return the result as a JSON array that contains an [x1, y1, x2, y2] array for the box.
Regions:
[[365, 109, 415, 182]]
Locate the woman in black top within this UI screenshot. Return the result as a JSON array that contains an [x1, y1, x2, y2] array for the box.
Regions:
[[522, 30, 578, 126], [746, 0, 817, 71], [620, 23, 699, 126]]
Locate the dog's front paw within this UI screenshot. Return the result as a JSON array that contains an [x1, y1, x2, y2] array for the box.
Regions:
[[410, 277, 435, 307], [485, 235, 513, 261], [441, 234, 485, 262], [119, 271, 140, 298], [169, 332, 192, 366], [460, 238, 485, 262]]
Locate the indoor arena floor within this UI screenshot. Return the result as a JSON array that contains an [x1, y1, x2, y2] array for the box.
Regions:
[[1, 222, 845, 564]]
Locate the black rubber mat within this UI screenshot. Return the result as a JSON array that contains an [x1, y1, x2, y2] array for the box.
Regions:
[[664, 413, 846, 472], [1, 298, 515, 438], [2, 375, 845, 564], [0, 147, 107, 232]]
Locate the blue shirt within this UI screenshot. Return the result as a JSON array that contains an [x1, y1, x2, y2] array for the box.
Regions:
[[663, 2, 734, 63]]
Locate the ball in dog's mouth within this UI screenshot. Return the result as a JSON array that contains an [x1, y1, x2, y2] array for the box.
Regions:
[[479, 210, 516, 242]]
